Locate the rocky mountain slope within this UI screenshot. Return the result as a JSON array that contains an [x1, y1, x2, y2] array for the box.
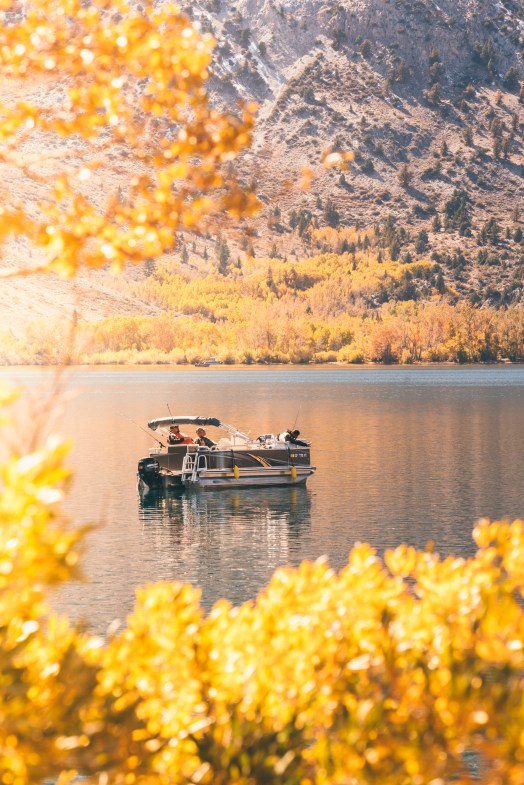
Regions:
[[177, 0, 524, 305], [3, 0, 524, 337]]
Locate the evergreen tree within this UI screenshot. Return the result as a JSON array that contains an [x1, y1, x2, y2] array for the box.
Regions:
[[502, 136, 513, 159], [215, 235, 231, 274], [266, 265, 277, 292], [428, 47, 442, 86], [479, 217, 501, 245], [443, 189, 472, 236], [144, 258, 156, 277], [415, 230, 430, 254], [297, 209, 313, 236], [389, 240, 400, 261], [463, 126, 474, 147], [359, 39, 372, 59], [323, 198, 340, 227], [398, 164, 413, 189], [435, 271, 446, 293]]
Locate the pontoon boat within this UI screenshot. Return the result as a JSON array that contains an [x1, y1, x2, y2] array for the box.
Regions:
[[137, 416, 315, 492]]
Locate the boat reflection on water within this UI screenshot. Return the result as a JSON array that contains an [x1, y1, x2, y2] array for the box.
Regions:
[[138, 486, 313, 609]]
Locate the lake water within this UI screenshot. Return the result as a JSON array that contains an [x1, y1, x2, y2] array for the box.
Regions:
[[3, 365, 524, 632]]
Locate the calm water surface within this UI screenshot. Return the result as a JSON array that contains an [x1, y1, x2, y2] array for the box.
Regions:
[[3, 365, 524, 632]]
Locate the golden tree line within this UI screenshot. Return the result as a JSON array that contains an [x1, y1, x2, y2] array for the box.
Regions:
[[2, 251, 523, 364]]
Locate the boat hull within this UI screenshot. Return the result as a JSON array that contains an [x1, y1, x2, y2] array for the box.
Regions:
[[183, 466, 314, 489], [138, 445, 315, 493]]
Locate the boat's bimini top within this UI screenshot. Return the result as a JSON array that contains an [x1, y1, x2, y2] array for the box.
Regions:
[[148, 416, 222, 430], [148, 416, 252, 443]]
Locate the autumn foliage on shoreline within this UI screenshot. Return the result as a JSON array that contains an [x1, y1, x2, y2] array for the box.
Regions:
[[2, 250, 523, 365]]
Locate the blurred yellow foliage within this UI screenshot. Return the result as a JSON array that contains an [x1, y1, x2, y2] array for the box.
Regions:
[[0, 0, 257, 278], [0, 388, 523, 783]]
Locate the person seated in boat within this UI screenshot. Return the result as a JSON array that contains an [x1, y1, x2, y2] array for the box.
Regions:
[[168, 425, 194, 445], [194, 427, 216, 448], [278, 428, 308, 447]]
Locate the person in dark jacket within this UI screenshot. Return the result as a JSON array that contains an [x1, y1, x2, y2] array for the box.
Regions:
[[279, 429, 308, 447], [194, 427, 216, 447]]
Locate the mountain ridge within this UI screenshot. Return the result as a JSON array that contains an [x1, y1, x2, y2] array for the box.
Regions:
[[2, 0, 524, 341], [187, 0, 524, 305]]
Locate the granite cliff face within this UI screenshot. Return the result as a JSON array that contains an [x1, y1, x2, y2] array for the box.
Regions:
[[196, 0, 523, 98], [172, 0, 523, 304]]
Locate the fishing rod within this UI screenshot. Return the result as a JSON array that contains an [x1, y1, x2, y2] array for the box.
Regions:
[[123, 415, 166, 448], [292, 406, 302, 431], [167, 402, 173, 417]]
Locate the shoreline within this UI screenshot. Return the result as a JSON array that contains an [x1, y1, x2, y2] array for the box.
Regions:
[[1, 360, 522, 373]]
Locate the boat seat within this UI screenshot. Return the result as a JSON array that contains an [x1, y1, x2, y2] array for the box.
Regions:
[[216, 438, 232, 447]]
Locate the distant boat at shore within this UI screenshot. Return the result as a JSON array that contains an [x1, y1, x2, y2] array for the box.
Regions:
[[194, 358, 222, 367]]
